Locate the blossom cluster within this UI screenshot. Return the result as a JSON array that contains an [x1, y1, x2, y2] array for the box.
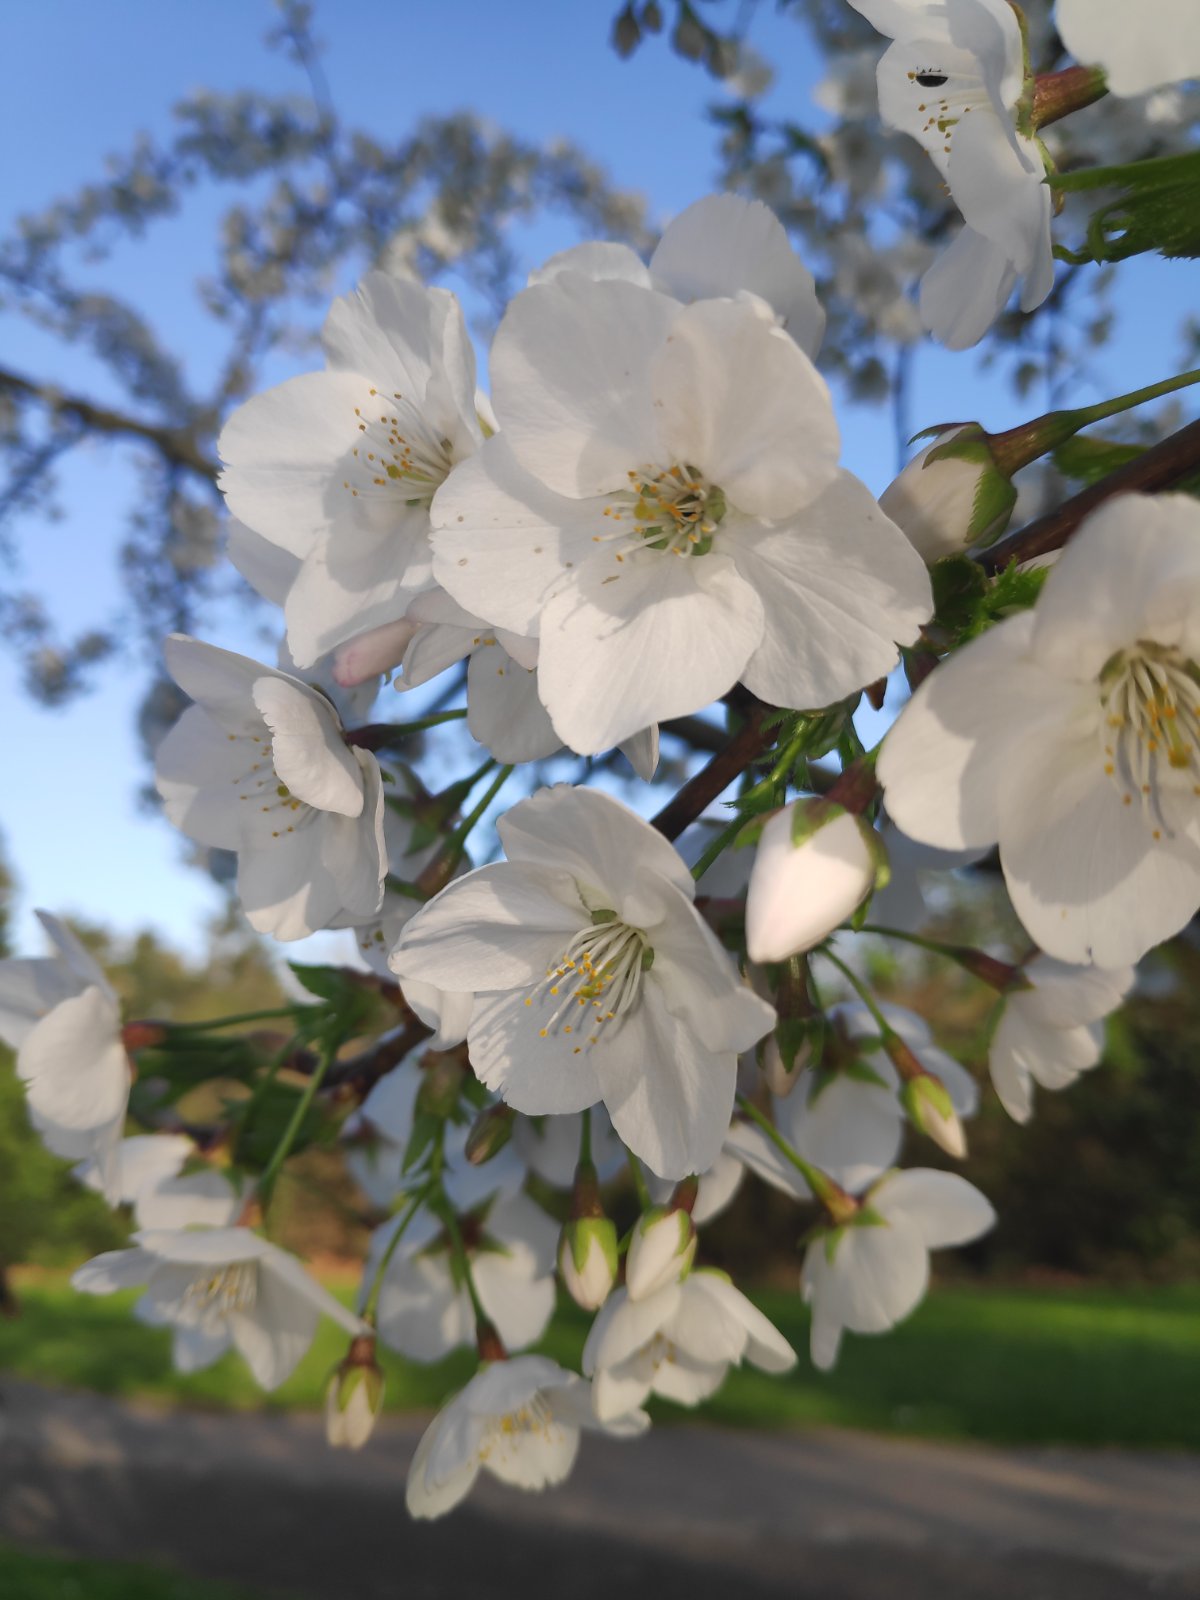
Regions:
[[5, 0, 1197, 1525]]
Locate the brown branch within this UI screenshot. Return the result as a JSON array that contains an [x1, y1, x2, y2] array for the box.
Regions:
[[979, 417, 1200, 573], [326, 1016, 434, 1099], [651, 702, 777, 841], [0, 364, 218, 483]]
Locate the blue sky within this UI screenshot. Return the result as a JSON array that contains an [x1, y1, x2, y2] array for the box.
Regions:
[[1, 0, 1195, 960]]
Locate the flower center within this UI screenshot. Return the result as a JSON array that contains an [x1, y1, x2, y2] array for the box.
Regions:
[[183, 1262, 258, 1327], [1099, 642, 1200, 832], [342, 385, 455, 509], [478, 1393, 557, 1464], [526, 911, 654, 1050], [227, 730, 316, 842], [596, 463, 727, 563], [904, 63, 993, 160]]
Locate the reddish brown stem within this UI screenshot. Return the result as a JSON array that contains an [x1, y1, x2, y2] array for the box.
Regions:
[[979, 418, 1200, 573], [651, 703, 776, 840]]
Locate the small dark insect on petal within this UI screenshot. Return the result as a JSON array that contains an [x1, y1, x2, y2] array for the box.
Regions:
[[915, 72, 949, 87]]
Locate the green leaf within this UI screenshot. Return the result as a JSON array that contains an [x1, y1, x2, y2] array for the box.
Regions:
[[1051, 150, 1200, 263], [231, 1079, 325, 1171], [1053, 433, 1146, 485], [930, 553, 988, 637]]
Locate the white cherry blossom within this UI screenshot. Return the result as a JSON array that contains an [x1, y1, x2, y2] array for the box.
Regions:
[[406, 1355, 648, 1519], [431, 277, 930, 755], [849, 0, 1054, 348], [802, 1168, 995, 1369], [582, 1269, 795, 1420], [389, 786, 776, 1179], [219, 273, 481, 667], [745, 804, 882, 962], [370, 1192, 558, 1362], [72, 1228, 366, 1389], [1, 911, 129, 1202], [989, 956, 1135, 1122], [879, 495, 1200, 967], [1056, 0, 1200, 97], [155, 636, 387, 942], [74, 1134, 245, 1229]]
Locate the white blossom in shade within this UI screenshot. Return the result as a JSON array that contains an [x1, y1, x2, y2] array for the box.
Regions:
[[729, 1002, 977, 1194], [512, 1109, 626, 1189], [624, 1207, 697, 1301], [848, 0, 1054, 349], [582, 1269, 796, 1420], [351, 1052, 524, 1212], [390, 786, 776, 1179], [644, 1149, 746, 1226], [0, 912, 129, 1203], [802, 1169, 995, 1370], [1056, 0, 1200, 96], [406, 1354, 648, 1520], [879, 495, 1200, 968], [868, 820, 989, 935], [74, 1134, 244, 1230], [155, 636, 387, 942], [530, 193, 826, 358], [988, 956, 1134, 1123], [430, 276, 931, 756], [218, 273, 482, 668], [745, 805, 881, 963], [72, 1228, 366, 1389], [369, 1192, 558, 1362]]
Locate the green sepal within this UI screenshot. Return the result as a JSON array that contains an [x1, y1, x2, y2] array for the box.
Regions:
[[1050, 149, 1200, 263], [567, 1214, 619, 1279]]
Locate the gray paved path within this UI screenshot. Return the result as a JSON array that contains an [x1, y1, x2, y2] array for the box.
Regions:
[[2, 1379, 1199, 1599]]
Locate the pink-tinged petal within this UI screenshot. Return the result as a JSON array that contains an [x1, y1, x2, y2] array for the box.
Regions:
[[727, 471, 932, 710], [497, 786, 695, 906], [466, 644, 560, 763], [920, 226, 1018, 351], [650, 194, 825, 357], [491, 276, 680, 498], [431, 438, 611, 637], [251, 676, 363, 817], [596, 985, 737, 1179], [876, 1167, 995, 1250], [878, 611, 1082, 851], [466, 986, 605, 1115], [537, 551, 763, 756], [998, 726, 1200, 966], [333, 618, 422, 686], [653, 297, 839, 520], [283, 507, 434, 669], [390, 862, 586, 992], [218, 370, 371, 558]]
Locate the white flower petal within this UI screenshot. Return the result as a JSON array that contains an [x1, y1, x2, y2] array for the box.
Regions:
[[251, 676, 363, 817]]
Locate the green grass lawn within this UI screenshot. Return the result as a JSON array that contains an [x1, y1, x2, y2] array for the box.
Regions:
[[0, 1545, 264, 1599], [3, 1274, 1198, 1450]]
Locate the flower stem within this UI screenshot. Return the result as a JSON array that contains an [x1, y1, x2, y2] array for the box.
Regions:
[[626, 1147, 650, 1210], [980, 417, 1200, 574], [170, 1008, 298, 1032], [735, 1094, 848, 1215], [361, 1189, 426, 1322], [858, 924, 1021, 990], [689, 812, 749, 881], [257, 1032, 337, 1207], [578, 1106, 593, 1168], [815, 946, 893, 1039], [344, 708, 468, 749]]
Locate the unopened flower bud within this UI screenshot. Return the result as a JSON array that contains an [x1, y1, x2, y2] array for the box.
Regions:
[[559, 1215, 619, 1311], [333, 618, 421, 687], [880, 426, 1017, 563], [745, 802, 887, 963], [464, 1102, 515, 1166], [324, 1336, 385, 1451], [899, 1072, 967, 1160], [625, 1204, 697, 1300]]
